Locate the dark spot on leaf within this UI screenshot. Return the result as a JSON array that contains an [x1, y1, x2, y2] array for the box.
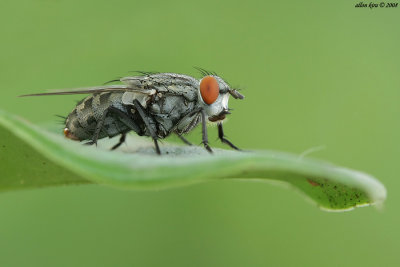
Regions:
[[307, 179, 320, 186]]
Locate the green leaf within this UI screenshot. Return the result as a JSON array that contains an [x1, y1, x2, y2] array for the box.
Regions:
[[0, 110, 386, 211]]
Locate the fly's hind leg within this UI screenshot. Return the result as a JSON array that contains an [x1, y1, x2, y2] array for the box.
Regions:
[[111, 133, 126, 150], [176, 133, 192, 146], [91, 109, 109, 146], [217, 123, 240, 150], [84, 140, 96, 146], [88, 106, 139, 150], [107, 106, 141, 150], [133, 100, 161, 155]]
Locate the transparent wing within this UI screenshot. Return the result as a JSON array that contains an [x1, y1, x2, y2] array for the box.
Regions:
[[19, 73, 197, 97], [19, 85, 154, 97]]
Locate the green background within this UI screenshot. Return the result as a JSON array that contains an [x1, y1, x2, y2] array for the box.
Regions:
[[0, 0, 399, 266]]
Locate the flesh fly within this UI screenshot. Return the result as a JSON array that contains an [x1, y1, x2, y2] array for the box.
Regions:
[[20, 70, 244, 155]]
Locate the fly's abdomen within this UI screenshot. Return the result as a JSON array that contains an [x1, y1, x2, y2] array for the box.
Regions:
[[64, 92, 131, 141]]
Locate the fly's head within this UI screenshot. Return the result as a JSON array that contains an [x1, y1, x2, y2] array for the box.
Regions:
[[198, 75, 244, 122]]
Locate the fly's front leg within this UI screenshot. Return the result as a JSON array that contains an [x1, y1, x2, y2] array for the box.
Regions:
[[201, 109, 213, 153], [133, 100, 161, 155], [218, 123, 240, 150]]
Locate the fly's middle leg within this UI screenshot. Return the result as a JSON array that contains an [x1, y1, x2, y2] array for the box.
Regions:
[[111, 133, 126, 150], [133, 100, 161, 155], [176, 133, 192, 146]]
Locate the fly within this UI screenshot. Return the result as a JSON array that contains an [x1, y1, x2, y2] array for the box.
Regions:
[[20, 69, 245, 155]]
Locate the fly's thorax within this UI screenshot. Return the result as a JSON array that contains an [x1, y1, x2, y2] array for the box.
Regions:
[[121, 73, 199, 102]]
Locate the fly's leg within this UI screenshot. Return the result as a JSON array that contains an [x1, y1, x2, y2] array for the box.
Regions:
[[90, 106, 140, 150], [217, 123, 240, 150], [92, 109, 109, 146], [133, 100, 161, 155], [176, 133, 192, 146], [153, 139, 160, 155], [107, 106, 142, 150], [108, 106, 141, 133], [84, 141, 95, 146], [201, 109, 213, 153], [111, 133, 126, 150]]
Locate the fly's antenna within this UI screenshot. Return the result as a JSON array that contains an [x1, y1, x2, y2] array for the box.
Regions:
[[229, 89, 245, 99]]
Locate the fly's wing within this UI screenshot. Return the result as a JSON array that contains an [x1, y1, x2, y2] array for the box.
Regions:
[[19, 85, 155, 97], [19, 73, 198, 101]]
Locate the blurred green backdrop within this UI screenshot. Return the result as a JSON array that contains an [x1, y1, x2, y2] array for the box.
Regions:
[[0, 0, 399, 266]]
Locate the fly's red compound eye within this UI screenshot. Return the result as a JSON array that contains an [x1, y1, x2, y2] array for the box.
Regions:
[[200, 76, 219, 105]]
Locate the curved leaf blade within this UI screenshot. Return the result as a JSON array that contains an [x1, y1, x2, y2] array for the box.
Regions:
[[0, 110, 386, 211]]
